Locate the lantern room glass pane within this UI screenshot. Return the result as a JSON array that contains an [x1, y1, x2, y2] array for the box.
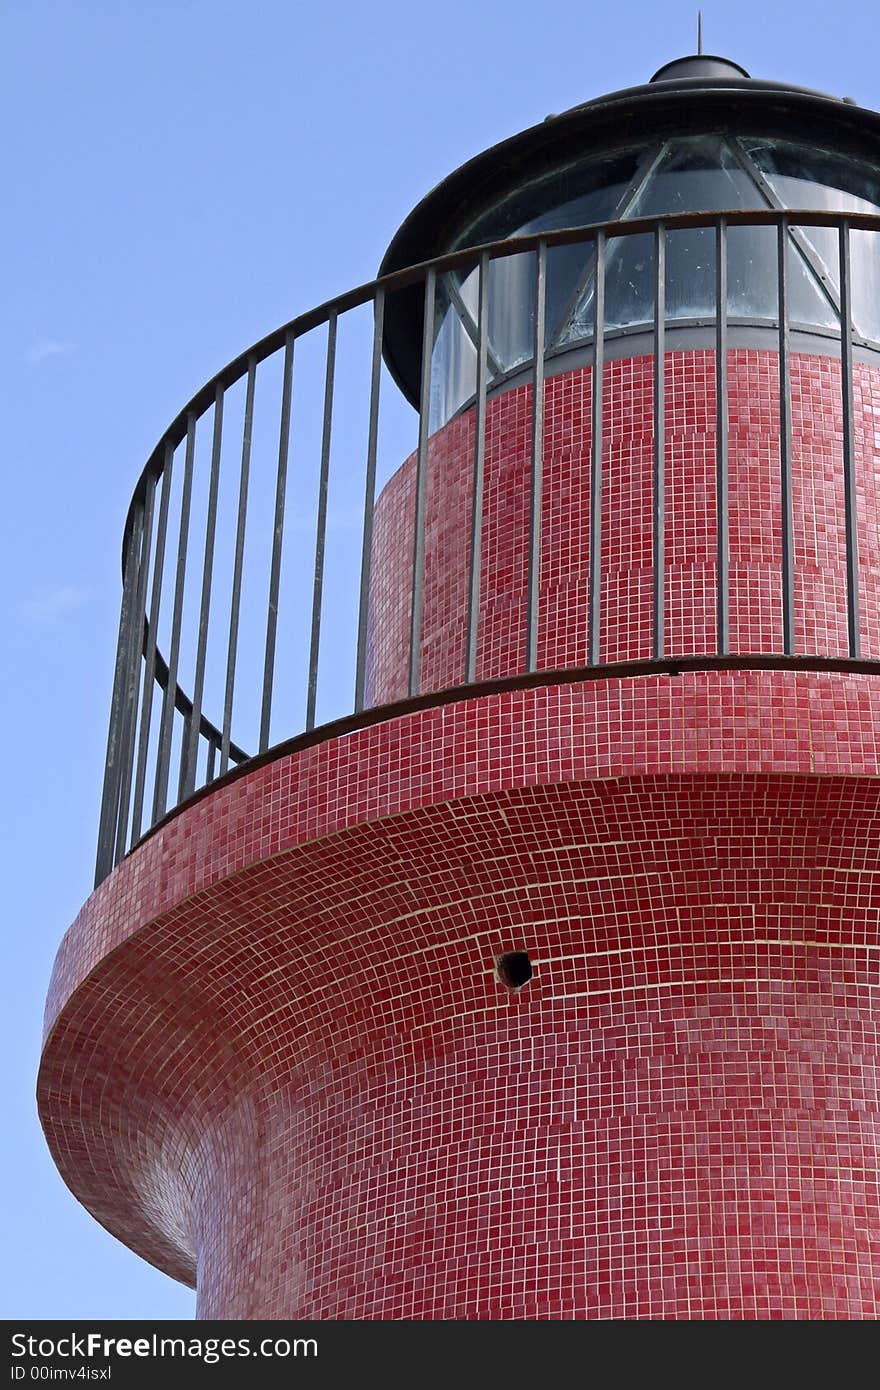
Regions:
[[430, 277, 477, 428], [629, 136, 761, 218], [851, 229, 880, 342], [429, 134, 880, 427], [486, 252, 536, 372], [460, 149, 640, 248]]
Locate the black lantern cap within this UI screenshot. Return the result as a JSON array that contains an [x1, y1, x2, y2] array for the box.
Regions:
[[380, 57, 880, 406]]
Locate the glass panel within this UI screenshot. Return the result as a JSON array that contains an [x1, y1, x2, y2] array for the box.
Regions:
[[604, 231, 654, 331], [741, 136, 880, 318], [787, 237, 839, 331], [559, 231, 654, 342], [635, 138, 760, 325], [742, 138, 880, 212], [789, 221, 838, 294], [727, 224, 776, 319], [629, 135, 762, 220], [487, 251, 535, 371], [451, 252, 536, 377], [545, 240, 594, 347], [428, 133, 880, 424], [523, 180, 634, 235], [455, 263, 479, 316], [558, 138, 762, 337], [430, 281, 476, 430], [665, 226, 715, 320], [851, 229, 880, 342], [456, 149, 640, 249], [514, 150, 668, 344]]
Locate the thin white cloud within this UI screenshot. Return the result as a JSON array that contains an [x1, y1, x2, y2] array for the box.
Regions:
[[26, 338, 77, 366], [16, 585, 94, 624]]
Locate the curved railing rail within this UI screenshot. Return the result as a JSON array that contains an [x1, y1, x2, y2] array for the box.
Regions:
[[96, 208, 880, 884]]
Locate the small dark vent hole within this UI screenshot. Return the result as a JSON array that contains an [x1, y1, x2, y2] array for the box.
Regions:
[[496, 951, 533, 991]]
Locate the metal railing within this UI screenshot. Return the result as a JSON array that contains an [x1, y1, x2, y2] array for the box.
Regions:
[[95, 209, 880, 884]]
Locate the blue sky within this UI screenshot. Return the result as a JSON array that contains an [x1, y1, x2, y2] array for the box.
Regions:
[[5, 0, 880, 1322]]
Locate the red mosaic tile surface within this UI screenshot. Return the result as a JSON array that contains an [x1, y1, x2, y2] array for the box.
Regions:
[[40, 670, 880, 1320], [366, 351, 880, 699], [39, 345, 880, 1320]]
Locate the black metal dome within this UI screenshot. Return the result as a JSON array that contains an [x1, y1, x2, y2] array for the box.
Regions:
[[649, 54, 752, 83]]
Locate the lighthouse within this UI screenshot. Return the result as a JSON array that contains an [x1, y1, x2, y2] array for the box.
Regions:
[[40, 54, 880, 1319]]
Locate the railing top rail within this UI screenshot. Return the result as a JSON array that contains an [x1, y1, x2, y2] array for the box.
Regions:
[[134, 653, 880, 852], [96, 201, 880, 885]]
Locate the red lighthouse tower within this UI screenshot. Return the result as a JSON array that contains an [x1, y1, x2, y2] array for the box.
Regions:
[[40, 55, 880, 1319]]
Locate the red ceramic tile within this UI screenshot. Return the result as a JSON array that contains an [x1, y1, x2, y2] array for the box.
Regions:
[[367, 351, 880, 693], [39, 349, 880, 1321]]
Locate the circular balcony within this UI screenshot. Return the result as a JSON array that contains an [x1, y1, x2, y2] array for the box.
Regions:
[[96, 208, 880, 885]]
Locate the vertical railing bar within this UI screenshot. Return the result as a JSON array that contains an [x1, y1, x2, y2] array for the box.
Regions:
[[153, 412, 196, 820], [180, 381, 224, 798], [205, 737, 217, 785], [715, 216, 730, 655], [305, 310, 338, 732], [354, 290, 385, 713], [131, 442, 174, 842], [466, 251, 491, 682], [588, 229, 606, 666], [777, 217, 795, 655], [94, 506, 144, 886], [113, 474, 156, 866], [259, 330, 295, 753], [840, 219, 860, 658], [526, 240, 546, 673], [653, 221, 666, 660], [221, 355, 255, 775], [176, 709, 193, 807], [408, 267, 436, 698]]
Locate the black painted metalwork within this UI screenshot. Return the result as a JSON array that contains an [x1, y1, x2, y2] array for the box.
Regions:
[[379, 67, 880, 405], [95, 502, 143, 884], [260, 330, 294, 754], [181, 383, 223, 798], [588, 230, 605, 667], [153, 412, 195, 822], [715, 218, 730, 655], [136, 652, 880, 854], [131, 443, 173, 840], [653, 222, 666, 660], [354, 291, 384, 714], [839, 221, 861, 658], [114, 475, 155, 864], [306, 312, 338, 731], [777, 219, 795, 654], [526, 240, 546, 674], [221, 356, 255, 776], [95, 210, 880, 885], [466, 251, 490, 683], [409, 267, 435, 698]]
